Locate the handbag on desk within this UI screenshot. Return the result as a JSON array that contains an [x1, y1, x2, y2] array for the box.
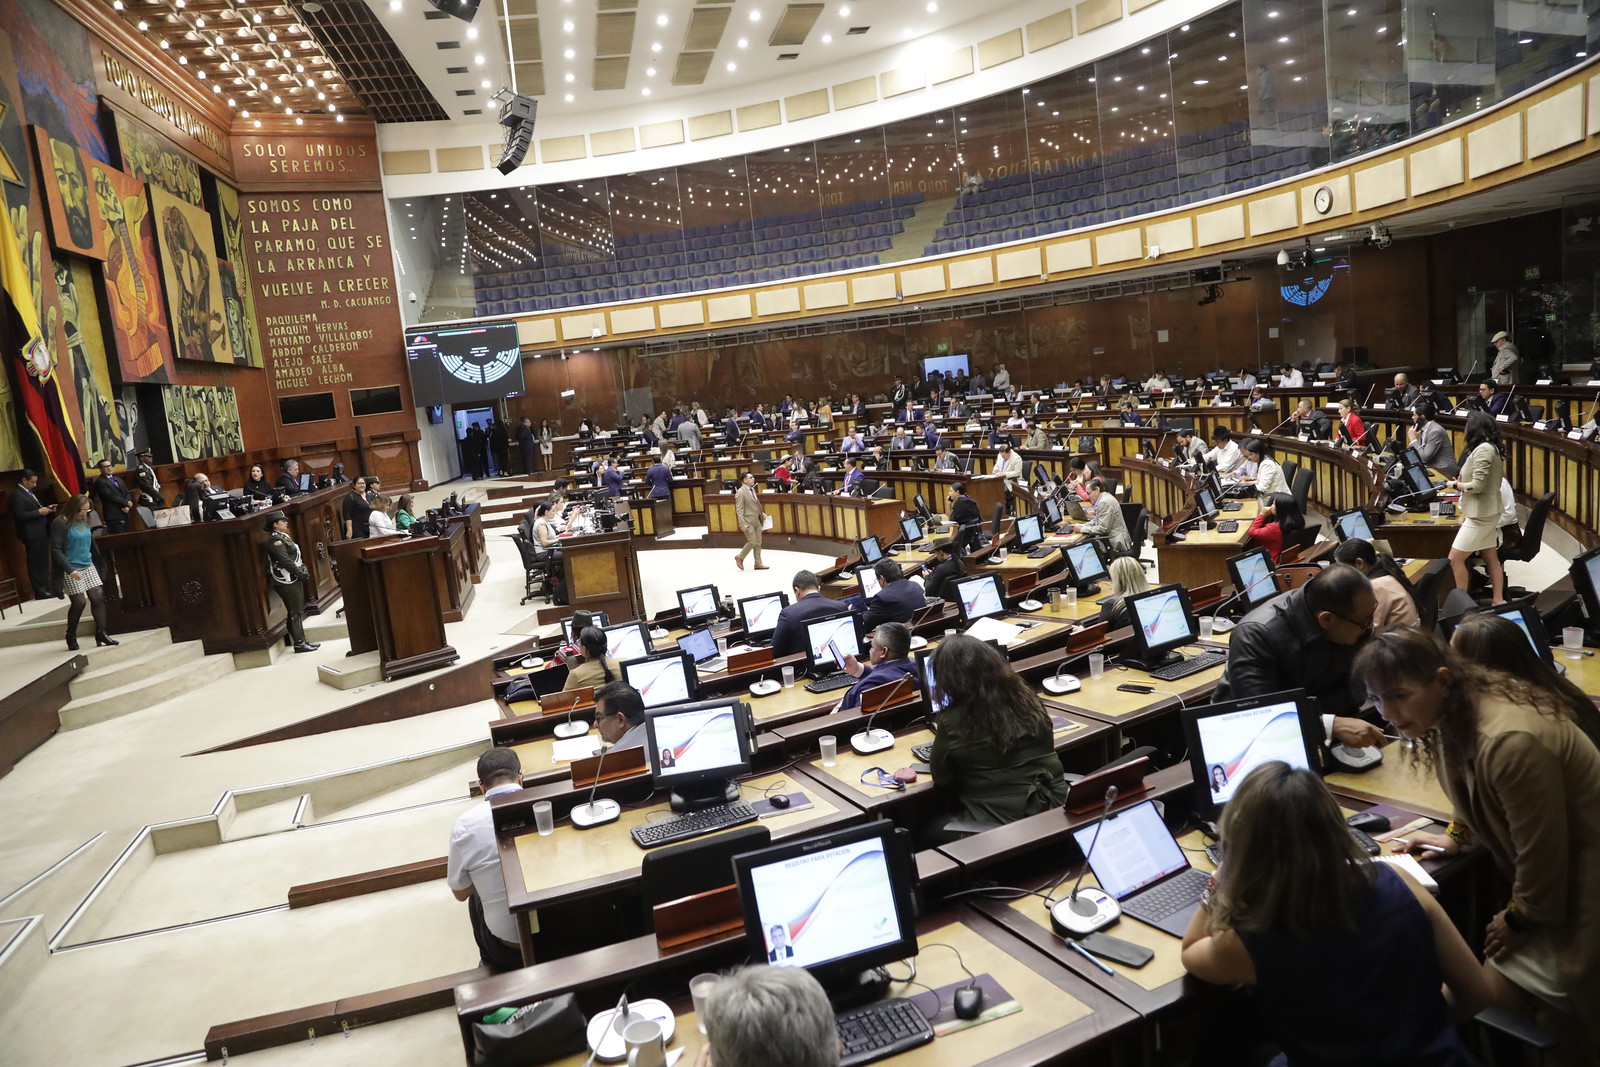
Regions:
[[472, 993, 587, 1066]]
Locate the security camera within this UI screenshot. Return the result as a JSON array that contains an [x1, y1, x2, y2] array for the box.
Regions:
[[404, 290, 418, 304], [1276, 249, 1290, 266]]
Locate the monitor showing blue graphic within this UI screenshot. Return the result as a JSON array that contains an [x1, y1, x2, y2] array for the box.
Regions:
[[624, 651, 698, 708], [645, 698, 750, 782], [1226, 548, 1278, 609], [1014, 514, 1044, 549], [737, 592, 788, 641], [916, 648, 948, 712], [677, 584, 721, 623], [1440, 601, 1556, 667], [857, 566, 883, 599], [1063, 541, 1108, 585], [603, 622, 652, 663], [1070, 799, 1188, 900], [900, 517, 922, 545], [677, 627, 720, 666], [955, 574, 1006, 624], [1126, 584, 1198, 661], [1195, 486, 1219, 521], [1182, 689, 1320, 818], [732, 821, 919, 985], [805, 614, 863, 671], [1044, 497, 1063, 526], [858, 536, 884, 564], [1332, 508, 1375, 542], [1576, 547, 1600, 629]]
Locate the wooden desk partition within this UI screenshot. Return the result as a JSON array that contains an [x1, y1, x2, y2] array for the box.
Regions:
[[704, 490, 903, 549], [541, 528, 645, 626], [335, 534, 459, 680], [101, 482, 346, 653]]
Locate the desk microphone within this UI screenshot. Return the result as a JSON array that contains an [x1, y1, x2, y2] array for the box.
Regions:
[[1050, 785, 1122, 937], [1043, 656, 1082, 695], [552, 692, 591, 739], [1384, 485, 1442, 513], [850, 674, 912, 755], [569, 740, 622, 828]]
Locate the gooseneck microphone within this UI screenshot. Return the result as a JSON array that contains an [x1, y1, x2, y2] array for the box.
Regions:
[[1050, 785, 1124, 937], [569, 738, 622, 828]]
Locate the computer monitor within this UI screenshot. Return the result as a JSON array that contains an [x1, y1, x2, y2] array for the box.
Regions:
[[1439, 600, 1557, 668], [1014, 514, 1044, 550], [914, 647, 949, 713], [954, 573, 1007, 624], [1573, 546, 1600, 631], [1400, 459, 1436, 500], [804, 613, 864, 673], [857, 565, 883, 599], [677, 584, 721, 624], [623, 650, 700, 709], [1331, 508, 1375, 542], [645, 696, 754, 811], [858, 535, 884, 564], [1043, 497, 1063, 527], [1182, 689, 1321, 819], [676, 627, 723, 668], [899, 516, 922, 546], [560, 611, 610, 642], [1124, 583, 1200, 670], [297, 473, 312, 491], [737, 592, 789, 643], [1402, 445, 1425, 470], [603, 622, 653, 663], [1226, 548, 1279, 610], [731, 820, 920, 998], [1194, 485, 1219, 522], [1062, 540, 1108, 588]]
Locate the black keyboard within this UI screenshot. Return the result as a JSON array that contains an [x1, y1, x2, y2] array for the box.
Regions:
[[1027, 545, 1057, 558], [630, 801, 758, 849], [805, 672, 855, 693], [1220, 500, 1243, 512], [1125, 867, 1212, 922], [1216, 520, 1239, 533], [912, 742, 934, 762], [836, 998, 935, 1067], [1145, 650, 1229, 681]]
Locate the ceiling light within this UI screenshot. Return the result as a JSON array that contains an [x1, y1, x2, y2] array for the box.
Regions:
[[650, 41, 662, 52], [646, 66, 656, 75], [563, 18, 574, 31], [564, 71, 574, 82], [481, 78, 491, 88], [726, 61, 736, 71], [1278, 36, 1289, 43], [737, 37, 748, 48], [564, 92, 574, 101], [821, 32, 832, 42], [641, 87, 651, 95], [655, 13, 667, 26], [474, 53, 485, 64], [748, 8, 760, 20], [925, 0, 936, 9], [564, 47, 574, 58], [388, 0, 399, 9], [839, 4, 850, 14]]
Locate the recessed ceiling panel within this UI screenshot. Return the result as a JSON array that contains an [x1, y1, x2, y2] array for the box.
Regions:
[[596, 11, 637, 56], [683, 6, 731, 51], [504, 18, 543, 61], [768, 4, 824, 48], [673, 51, 714, 85], [594, 55, 630, 89]]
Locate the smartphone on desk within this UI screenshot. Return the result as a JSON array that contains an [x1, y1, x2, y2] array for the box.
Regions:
[[1116, 683, 1154, 694]]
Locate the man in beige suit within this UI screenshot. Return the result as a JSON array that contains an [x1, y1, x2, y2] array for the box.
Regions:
[[734, 471, 768, 571]]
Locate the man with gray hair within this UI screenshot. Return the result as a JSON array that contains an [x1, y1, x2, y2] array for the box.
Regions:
[[697, 965, 839, 1067]]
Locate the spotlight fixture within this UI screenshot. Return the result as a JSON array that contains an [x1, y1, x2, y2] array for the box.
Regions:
[[494, 89, 538, 174], [1278, 238, 1315, 271], [1363, 223, 1393, 249]]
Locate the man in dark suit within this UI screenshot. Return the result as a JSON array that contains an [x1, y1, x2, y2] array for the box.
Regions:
[[767, 925, 794, 961], [859, 560, 925, 629], [9, 470, 58, 599], [722, 408, 743, 447], [838, 621, 917, 711], [922, 423, 942, 451], [134, 448, 163, 508], [91, 459, 131, 532], [771, 570, 845, 657], [517, 417, 537, 475], [921, 539, 966, 601], [276, 459, 304, 496]]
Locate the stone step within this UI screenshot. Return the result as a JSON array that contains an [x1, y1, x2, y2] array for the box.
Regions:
[[59, 654, 237, 731], [303, 614, 349, 642], [224, 795, 309, 841], [0, 614, 97, 648], [70, 638, 206, 699]]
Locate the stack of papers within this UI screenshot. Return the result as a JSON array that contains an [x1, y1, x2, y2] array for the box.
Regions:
[[550, 735, 602, 763], [965, 616, 1025, 646]]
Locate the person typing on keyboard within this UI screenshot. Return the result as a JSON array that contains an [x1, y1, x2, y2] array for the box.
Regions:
[[697, 965, 842, 1067], [837, 623, 916, 712], [1213, 564, 1386, 751]]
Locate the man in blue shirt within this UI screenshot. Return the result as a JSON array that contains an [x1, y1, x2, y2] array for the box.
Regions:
[[601, 458, 626, 498], [838, 622, 917, 711]]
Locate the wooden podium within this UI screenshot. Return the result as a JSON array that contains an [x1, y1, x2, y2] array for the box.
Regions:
[[333, 535, 459, 680]]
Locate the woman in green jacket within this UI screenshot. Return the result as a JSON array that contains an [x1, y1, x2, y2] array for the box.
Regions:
[[925, 635, 1066, 843]]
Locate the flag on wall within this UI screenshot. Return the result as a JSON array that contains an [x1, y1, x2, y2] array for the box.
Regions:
[[2, 207, 82, 492]]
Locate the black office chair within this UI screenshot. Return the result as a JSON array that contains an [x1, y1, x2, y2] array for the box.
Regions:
[[1282, 522, 1321, 554], [1118, 502, 1152, 567], [640, 824, 771, 930], [1281, 459, 1300, 488], [862, 478, 882, 496], [512, 533, 554, 606], [1290, 467, 1313, 515], [754, 449, 772, 464], [1498, 492, 1554, 565], [870, 485, 895, 500], [989, 502, 1006, 541]]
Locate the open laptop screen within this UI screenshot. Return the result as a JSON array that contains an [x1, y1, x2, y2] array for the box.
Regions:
[[1070, 799, 1188, 900]]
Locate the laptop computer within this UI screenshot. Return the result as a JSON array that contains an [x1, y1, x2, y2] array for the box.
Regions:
[[676, 626, 727, 673], [1070, 799, 1211, 937]]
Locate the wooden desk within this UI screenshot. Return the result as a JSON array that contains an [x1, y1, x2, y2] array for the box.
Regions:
[[333, 534, 459, 679], [1376, 509, 1464, 560], [548, 527, 645, 627], [101, 482, 346, 653], [1043, 645, 1227, 729], [705, 490, 904, 550], [1154, 501, 1260, 592], [1324, 742, 1453, 820]]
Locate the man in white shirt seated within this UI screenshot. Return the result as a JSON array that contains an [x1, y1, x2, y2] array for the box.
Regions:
[[448, 748, 526, 972], [1205, 426, 1244, 475], [1145, 369, 1172, 392], [1238, 368, 1258, 389], [1278, 364, 1305, 388]]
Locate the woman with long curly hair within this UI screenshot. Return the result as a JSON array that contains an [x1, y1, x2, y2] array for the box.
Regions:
[[1354, 629, 1600, 1058], [924, 635, 1066, 842]]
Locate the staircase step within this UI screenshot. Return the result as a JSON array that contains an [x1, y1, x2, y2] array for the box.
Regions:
[[303, 615, 349, 642], [70, 639, 205, 699], [0, 614, 96, 648], [59, 654, 236, 730], [224, 795, 309, 840]]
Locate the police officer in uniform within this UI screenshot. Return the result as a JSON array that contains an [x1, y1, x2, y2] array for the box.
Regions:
[[135, 448, 163, 509], [263, 511, 319, 653]]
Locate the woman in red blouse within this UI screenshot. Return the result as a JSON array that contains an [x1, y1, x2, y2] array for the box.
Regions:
[[1246, 492, 1304, 563], [1338, 399, 1366, 447]]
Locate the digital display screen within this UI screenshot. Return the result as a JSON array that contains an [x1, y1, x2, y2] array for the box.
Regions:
[[858, 566, 883, 599], [806, 615, 861, 670], [678, 585, 720, 621], [1196, 488, 1218, 520], [921, 653, 948, 712], [900, 517, 922, 544], [1065, 542, 1107, 583], [1194, 699, 1314, 807], [739, 594, 785, 637], [405, 322, 525, 406], [1131, 587, 1195, 653], [747, 837, 904, 970], [1231, 551, 1277, 607], [604, 623, 650, 663], [1015, 515, 1043, 547], [1336, 510, 1375, 541], [1071, 800, 1188, 900], [1044, 498, 1062, 525], [649, 701, 744, 777], [625, 655, 694, 708], [956, 575, 1005, 622], [859, 536, 883, 564], [677, 627, 719, 664], [1404, 462, 1435, 496]]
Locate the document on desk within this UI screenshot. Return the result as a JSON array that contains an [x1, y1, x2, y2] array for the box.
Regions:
[[1375, 853, 1438, 893], [965, 616, 1024, 646], [550, 735, 603, 763]]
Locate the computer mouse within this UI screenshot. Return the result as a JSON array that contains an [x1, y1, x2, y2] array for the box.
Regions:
[[768, 793, 791, 809], [1347, 811, 1391, 834], [952, 985, 984, 1020]]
